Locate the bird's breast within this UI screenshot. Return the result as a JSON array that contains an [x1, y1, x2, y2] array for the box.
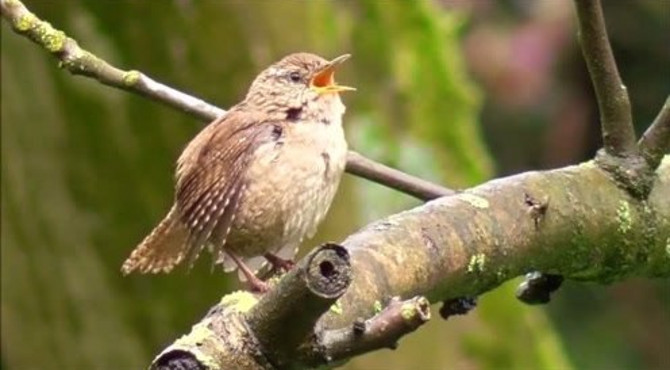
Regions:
[[226, 115, 348, 256]]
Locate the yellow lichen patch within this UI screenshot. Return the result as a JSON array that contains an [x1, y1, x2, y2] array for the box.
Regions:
[[266, 273, 284, 286], [458, 193, 489, 209], [161, 321, 220, 369], [329, 300, 343, 315], [15, 13, 37, 32], [373, 300, 383, 314], [467, 253, 486, 273], [43, 29, 66, 53], [578, 160, 596, 169], [400, 303, 416, 321], [177, 320, 215, 347], [219, 291, 259, 313], [122, 70, 141, 87], [616, 200, 632, 234]]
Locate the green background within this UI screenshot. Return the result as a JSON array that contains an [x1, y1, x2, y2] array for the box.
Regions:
[[2, 1, 668, 369]]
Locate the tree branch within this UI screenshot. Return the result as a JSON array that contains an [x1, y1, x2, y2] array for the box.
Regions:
[[639, 96, 670, 170], [0, 0, 454, 201], [574, 0, 636, 157], [317, 159, 670, 330], [346, 151, 455, 200], [152, 159, 670, 368], [312, 296, 431, 365], [246, 244, 351, 368], [5, 0, 669, 367], [0, 0, 224, 121]]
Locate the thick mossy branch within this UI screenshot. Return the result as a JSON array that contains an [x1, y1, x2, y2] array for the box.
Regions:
[[246, 244, 351, 368], [0, 0, 454, 201], [151, 291, 267, 370], [574, 0, 636, 157], [154, 159, 669, 369], [151, 245, 352, 370], [639, 96, 670, 170], [318, 159, 670, 329]]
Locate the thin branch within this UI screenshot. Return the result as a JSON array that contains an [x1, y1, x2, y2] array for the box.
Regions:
[[306, 296, 431, 366], [346, 151, 456, 200], [0, 0, 224, 121], [574, 0, 637, 157], [638, 96, 670, 170], [0, 0, 455, 201]]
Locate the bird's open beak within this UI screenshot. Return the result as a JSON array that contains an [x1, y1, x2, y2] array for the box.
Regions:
[[310, 54, 356, 94]]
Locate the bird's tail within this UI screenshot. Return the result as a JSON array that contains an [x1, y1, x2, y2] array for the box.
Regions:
[[121, 206, 188, 275]]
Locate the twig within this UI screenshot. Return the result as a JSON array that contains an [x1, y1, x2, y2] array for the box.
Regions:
[[0, 0, 455, 201], [638, 96, 670, 170], [346, 151, 456, 200], [304, 296, 431, 366], [0, 0, 224, 121], [574, 0, 636, 157]]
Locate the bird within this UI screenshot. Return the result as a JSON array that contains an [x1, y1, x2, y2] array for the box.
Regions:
[[121, 53, 354, 292]]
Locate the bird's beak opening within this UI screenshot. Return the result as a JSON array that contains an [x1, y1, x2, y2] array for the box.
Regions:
[[310, 54, 356, 94]]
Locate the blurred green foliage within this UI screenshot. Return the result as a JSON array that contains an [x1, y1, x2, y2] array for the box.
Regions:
[[2, 1, 667, 370]]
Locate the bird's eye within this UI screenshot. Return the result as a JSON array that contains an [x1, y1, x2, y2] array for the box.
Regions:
[[289, 71, 302, 83]]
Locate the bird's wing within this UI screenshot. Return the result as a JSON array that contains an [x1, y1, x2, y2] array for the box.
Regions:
[[175, 109, 275, 267]]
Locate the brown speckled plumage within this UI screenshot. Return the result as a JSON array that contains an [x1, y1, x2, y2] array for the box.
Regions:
[[121, 53, 352, 290]]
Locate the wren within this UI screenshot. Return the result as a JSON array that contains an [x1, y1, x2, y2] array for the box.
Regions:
[[121, 53, 354, 291]]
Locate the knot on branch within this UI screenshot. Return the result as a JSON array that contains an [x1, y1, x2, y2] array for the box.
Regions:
[[595, 149, 655, 199], [439, 297, 477, 320], [515, 272, 564, 305]]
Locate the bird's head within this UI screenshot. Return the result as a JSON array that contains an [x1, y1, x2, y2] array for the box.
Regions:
[[244, 53, 354, 119]]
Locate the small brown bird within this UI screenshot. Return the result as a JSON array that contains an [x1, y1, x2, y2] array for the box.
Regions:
[[121, 53, 354, 291]]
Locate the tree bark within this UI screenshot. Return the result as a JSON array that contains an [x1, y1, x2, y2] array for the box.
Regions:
[[152, 158, 670, 369]]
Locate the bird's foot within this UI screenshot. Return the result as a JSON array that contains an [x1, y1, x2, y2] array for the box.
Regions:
[[247, 276, 270, 293], [264, 253, 295, 273], [225, 251, 271, 293]]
